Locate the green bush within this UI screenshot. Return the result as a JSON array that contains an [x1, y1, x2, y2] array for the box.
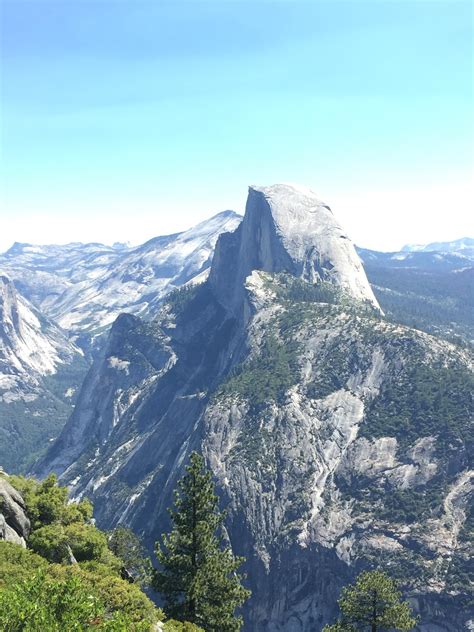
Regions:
[[0, 569, 150, 631], [30, 523, 109, 564], [7, 474, 93, 532], [163, 621, 205, 631], [47, 564, 159, 625], [0, 542, 47, 586]]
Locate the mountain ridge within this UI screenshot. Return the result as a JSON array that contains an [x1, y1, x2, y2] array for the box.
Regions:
[[401, 236, 474, 257], [0, 275, 88, 471], [35, 184, 473, 630], [0, 210, 242, 343]]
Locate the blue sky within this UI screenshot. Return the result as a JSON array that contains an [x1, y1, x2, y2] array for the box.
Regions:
[[1, 0, 472, 251]]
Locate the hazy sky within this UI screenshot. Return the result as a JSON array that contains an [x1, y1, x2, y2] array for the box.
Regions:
[[1, 0, 472, 252]]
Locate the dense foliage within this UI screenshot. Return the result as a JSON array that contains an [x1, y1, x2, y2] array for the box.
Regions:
[[273, 276, 342, 305], [362, 362, 474, 451], [0, 473, 201, 631], [153, 452, 250, 631], [0, 568, 148, 631], [218, 333, 299, 407], [324, 570, 417, 631]]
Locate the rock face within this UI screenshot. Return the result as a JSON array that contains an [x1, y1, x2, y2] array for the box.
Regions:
[[38, 184, 473, 630], [0, 275, 80, 378], [210, 184, 380, 317], [0, 477, 30, 547], [0, 275, 87, 472]]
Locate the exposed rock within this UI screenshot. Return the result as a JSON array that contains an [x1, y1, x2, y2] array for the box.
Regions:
[[209, 184, 380, 317], [0, 478, 30, 546], [0, 275, 80, 377]]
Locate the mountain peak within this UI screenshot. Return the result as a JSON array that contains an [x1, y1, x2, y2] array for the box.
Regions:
[[250, 182, 328, 206], [209, 183, 380, 315]]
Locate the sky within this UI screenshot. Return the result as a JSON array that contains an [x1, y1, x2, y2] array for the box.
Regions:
[[0, 0, 472, 252]]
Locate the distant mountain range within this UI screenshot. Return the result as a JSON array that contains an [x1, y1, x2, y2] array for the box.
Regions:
[[0, 211, 241, 346], [401, 236, 474, 257], [357, 245, 473, 346]]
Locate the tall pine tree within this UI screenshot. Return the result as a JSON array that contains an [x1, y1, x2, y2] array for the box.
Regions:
[[323, 570, 417, 631], [153, 452, 250, 632]]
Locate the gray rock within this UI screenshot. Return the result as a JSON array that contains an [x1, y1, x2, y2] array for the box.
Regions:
[[209, 184, 380, 317], [0, 478, 30, 546]]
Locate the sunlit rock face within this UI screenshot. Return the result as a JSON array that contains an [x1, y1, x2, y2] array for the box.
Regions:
[[209, 184, 380, 317], [38, 185, 472, 631]]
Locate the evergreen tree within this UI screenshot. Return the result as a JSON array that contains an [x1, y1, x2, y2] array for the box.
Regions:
[[324, 570, 417, 631], [153, 452, 250, 632], [108, 526, 152, 586]]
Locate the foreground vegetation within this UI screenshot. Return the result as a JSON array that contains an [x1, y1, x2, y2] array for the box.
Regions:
[[0, 472, 204, 630], [0, 455, 250, 631]]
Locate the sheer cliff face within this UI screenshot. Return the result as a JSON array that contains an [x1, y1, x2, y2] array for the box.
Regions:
[[209, 184, 380, 317], [38, 185, 473, 631]]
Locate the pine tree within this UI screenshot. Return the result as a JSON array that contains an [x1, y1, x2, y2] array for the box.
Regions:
[[108, 526, 152, 586], [323, 570, 417, 631], [153, 452, 250, 632]]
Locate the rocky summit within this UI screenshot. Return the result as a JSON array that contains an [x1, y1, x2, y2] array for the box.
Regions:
[[36, 184, 473, 631], [209, 184, 380, 317]]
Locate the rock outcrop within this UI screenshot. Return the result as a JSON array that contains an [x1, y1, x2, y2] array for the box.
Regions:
[[0, 477, 30, 547]]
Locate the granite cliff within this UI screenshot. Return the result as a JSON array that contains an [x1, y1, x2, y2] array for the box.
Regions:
[[37, 184, 473, 630]]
